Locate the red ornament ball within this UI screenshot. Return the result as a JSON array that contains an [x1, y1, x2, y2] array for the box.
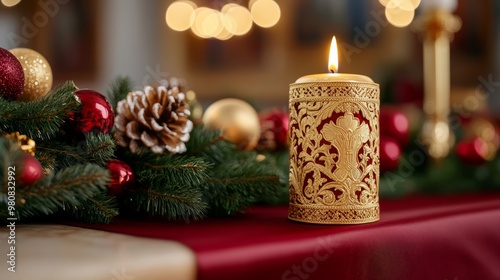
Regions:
[[456, 137, 490, 166], [380, 107, 410, 149], [257, 108, 289, 151], [67, 89, 114, 134], [107, 159, 135, 196], [380, 136, 401, 173], [0, 47, 24, 101], [17, 154, 43, 186]]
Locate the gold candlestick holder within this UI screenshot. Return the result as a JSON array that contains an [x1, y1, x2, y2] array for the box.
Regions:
[[413, 9, 461, 160], [288, 80, 380, 224]]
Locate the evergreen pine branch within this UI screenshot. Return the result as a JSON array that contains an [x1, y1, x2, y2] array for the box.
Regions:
[[257, 151, 289, 205], [0, 82, 79, 140], [61, 192, 119, 224], [186, 125, 236, 163], [80, 133, 116, 165], [107, 76, 133, 111], [5, 164, 110, 221], [36, 152, 56, 172], [124, 185, 206, 220], [203, 154, 281, 215], [118, 149, 208, 220], [186, 125, 285, 214], [119, 148, 209, 186], [36, 133, 116, 169]]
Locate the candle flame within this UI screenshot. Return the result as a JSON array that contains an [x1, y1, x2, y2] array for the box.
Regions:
[[329, 36, 338, 73]]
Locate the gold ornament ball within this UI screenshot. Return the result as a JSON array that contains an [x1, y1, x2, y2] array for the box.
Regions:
[[9, 48, 53, 101], [202, 98, 261, 150]]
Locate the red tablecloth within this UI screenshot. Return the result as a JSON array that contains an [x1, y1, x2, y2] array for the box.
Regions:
[[77, 193, 500, 280]]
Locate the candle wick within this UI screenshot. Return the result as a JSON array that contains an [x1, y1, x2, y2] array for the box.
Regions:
[[329, 70, 336, 74]]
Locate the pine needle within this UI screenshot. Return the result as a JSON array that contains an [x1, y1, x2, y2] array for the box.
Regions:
[[120, 149, 209, 187], [107, 76, 133, 111], [37, 133, 116, 168], [0, 82, 80, 140], [61, 192, 119, 224], [204, 155, 282, 215], [118, 149, 209, 220], [11, 164, 110, 220], [186, 125, 238, 164], [125, 186, 206, 220]]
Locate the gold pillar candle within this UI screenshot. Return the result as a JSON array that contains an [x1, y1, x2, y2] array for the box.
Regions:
[[288, 37, 380, 224]]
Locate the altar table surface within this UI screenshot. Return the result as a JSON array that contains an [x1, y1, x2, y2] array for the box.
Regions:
[[1, 192, 500, 280]]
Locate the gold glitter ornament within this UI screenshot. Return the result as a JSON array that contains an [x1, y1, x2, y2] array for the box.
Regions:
[[202, 98, 261, 151], [4, 132, 36, 156], [9, 48, 53, 101]]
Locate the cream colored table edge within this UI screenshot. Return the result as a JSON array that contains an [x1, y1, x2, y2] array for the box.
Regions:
[[0, 224, 197, 280]]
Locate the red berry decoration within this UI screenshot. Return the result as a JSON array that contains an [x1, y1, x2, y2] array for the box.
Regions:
[[0, 47, 24, 101], [257, 108, 289, 151], [107, 159, 135, 196], [380, 136, 401, 173], [456, 137, 490, 166], [67, 89, 114, 134], [18, 154, 43, 186], [380, 107, 410, 149]]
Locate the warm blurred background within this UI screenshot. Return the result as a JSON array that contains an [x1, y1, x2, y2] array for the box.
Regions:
[[0, 0, 497, 108]]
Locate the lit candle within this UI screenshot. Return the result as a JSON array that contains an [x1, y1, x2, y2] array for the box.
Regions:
[[294, 37, 374, 84], [288, 36, 380, 225]]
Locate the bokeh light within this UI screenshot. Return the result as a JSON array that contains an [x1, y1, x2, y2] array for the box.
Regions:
[[191, 7, 211, 38], [165, 1, 197, 32], [222, 3, 240, 14], [248, 0, 259, 9], [216, 14, 236, 40], [166, 0, 280, 39], [224, 5, 253, 36], [381, 0, 420, 28], [201, 9, 224, 38], [379, 0, 391, 6], [386, 0, 417, 11], [1, 0, 21, 7], [385, 4, 415, 27], [380, 0, 420, 9], [251, 0, 281, 28]]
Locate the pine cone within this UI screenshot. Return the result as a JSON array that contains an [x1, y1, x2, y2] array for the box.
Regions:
[[114, 85, 193, 154]]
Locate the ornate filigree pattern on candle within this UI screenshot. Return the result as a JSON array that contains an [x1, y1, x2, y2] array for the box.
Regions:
[[288, 80, 380, 224]]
